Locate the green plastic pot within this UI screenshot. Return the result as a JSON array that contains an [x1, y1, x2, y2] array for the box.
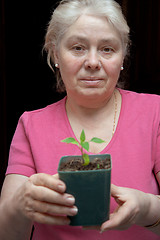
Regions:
[[58, 154, 111, 226]]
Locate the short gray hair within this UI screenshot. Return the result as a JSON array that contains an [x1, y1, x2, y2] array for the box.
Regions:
[[44, 0, 130, 92]]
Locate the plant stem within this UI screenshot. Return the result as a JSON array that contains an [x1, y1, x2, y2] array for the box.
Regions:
[[80, 147, 84, 157]]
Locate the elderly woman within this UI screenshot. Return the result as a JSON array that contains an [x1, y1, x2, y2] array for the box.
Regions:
[[0, 0, 160, 239]]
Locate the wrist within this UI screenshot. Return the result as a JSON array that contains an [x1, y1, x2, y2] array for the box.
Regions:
[[143, 194, 160, 228]]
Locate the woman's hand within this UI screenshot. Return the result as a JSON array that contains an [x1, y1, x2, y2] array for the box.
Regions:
[[100, 184, 156, 232], [14, 173, 78, 225]]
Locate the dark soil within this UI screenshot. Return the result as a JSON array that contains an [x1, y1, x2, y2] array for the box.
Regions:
[[59, 157, 111, 172]]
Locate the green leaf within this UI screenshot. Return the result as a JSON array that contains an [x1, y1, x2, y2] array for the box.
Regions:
[[80, 129, 86, 144], [90, 137, 105, 143], [61, 138, 79, 147], [81, 142, 89, 152], [82, 153, 90, 166]]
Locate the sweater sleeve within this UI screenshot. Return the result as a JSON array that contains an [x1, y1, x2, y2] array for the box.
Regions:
[[6, 112, 36, 177]]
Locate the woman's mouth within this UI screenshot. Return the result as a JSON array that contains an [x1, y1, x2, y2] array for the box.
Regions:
[[79, 77, 104, 86]]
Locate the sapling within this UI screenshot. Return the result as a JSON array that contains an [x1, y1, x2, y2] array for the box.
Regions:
[[61, 129, 105, 166]]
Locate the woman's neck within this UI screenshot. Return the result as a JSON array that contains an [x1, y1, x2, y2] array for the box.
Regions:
[[65, 89, 122, 153], [66, 92, 115, 127], [65, 89, 121, 144]]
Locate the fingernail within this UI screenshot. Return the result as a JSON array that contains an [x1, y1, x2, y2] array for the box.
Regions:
[[100, 228, 109, 233], [58, 184, 65, 192], [66, 196, 75, 204], [70, 206, 78, 215]]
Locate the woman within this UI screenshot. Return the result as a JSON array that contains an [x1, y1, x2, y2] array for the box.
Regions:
[[0, 0, 160, 239]]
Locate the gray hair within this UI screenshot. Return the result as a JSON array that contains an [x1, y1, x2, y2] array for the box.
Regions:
[[44, 0, 130, 92]]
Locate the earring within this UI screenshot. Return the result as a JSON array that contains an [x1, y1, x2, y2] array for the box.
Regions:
[[121, 66, 124, 71], [55, 63, 59, 68]]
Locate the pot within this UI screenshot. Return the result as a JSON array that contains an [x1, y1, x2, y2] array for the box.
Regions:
[[58, 154, 111, 226]]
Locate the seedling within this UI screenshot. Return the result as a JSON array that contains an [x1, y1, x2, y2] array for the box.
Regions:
[[61, 129, 105, 166]]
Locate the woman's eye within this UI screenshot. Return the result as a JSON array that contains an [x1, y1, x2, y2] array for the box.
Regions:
[[102, 47, 113, 53], [75, 46, 83, 51], [70, 45, 86, 55], [72, 45, 85, 52]]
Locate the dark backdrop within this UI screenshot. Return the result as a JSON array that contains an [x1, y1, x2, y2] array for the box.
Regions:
[[0, 0, 160, 190]]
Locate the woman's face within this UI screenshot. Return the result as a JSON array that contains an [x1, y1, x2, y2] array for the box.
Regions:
[[54, 15, 124, 104]]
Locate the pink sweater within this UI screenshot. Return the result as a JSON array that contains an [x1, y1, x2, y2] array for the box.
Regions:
[[6, 89, 160, 240]]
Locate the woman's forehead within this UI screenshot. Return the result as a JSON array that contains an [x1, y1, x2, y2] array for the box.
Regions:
[[62, 15, 121, 43]]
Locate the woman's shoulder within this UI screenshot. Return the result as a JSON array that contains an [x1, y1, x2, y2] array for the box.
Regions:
[[119, 88, 160, 104], [19, 97, 67, 126], [119, 89, 160, 119]]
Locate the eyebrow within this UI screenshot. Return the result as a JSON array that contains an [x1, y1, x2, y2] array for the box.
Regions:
[[66, 35, 120, 45], [66, 36, 88, 43], [99, 38, 120, 45]]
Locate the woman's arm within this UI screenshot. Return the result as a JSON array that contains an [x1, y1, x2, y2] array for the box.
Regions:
[[100, 175, 160, 235], [0, 173, 77, 240], [0, 175, 33, 240], [149, 171, 160, 235]]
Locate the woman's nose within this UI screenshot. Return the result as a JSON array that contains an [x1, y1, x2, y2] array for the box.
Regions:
[[84, 50, 101, 70]]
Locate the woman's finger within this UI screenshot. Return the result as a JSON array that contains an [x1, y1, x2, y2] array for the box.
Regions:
[[29, 173, 66, 193], [28, 183, 75, 206], [100, 184, 141, 231], [27, 199, 78, 217], [101, 201, 136, 231], [28, 211, 71, 225]]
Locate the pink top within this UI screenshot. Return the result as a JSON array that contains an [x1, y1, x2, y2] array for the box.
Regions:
[[6, 89, 160, 240]]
